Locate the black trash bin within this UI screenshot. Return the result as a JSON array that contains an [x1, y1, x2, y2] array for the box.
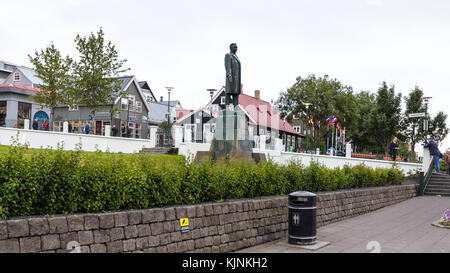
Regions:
[[288, 191, 317, 245]]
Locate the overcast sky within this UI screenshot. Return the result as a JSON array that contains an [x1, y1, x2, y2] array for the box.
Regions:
[[1, 0, 449, 149]]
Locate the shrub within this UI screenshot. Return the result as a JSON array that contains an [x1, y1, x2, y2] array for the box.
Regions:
[[0, 144, 405, 219]]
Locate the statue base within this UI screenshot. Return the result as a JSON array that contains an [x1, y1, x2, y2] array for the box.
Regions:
[[194, 109, 266, 164]]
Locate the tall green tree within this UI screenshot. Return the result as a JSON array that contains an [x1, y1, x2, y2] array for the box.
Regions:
[[402, 86, 427, 159], [429, 111, 449, 145], [276, 74, 354, 150], [71, 27, 129, 134], [368, 82, 402, 156], [350, 91, 379, 153], [28, 43, 73, 131]]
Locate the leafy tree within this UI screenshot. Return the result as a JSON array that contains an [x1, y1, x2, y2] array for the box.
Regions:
[[28, 43, 73, 131], [71, 27, 129, 134], [350, 91, 379, 153], [429, 111, 449, 145], [402, 86, 427, 159], [368, 82, 402, 156], [276, 74, 354, 150]]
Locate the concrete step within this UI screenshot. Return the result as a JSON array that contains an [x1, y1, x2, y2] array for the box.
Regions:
[[424, 191, 450, 197]]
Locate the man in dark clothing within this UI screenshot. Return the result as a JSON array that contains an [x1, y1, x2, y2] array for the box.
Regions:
[[424, 137, 441, 173], [112, 125, 118, 137], [389, 137, 399, 161], [32, 120, 38, 130]]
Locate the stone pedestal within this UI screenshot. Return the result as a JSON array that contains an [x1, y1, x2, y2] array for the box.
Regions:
[[195, 109, 265, 163]]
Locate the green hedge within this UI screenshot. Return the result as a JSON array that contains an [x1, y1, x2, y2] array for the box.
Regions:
[[0, 144, 404, 219]]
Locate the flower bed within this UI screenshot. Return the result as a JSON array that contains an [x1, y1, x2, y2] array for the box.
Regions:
[[440, 209, 450, 227], [352, 153, 376, 159]]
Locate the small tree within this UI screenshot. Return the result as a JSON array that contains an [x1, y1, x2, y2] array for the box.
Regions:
[[429, 111, 449, 145], [71, 27, 129, 134], [28, 43, 73, 131], [402, 86, 427, 160]]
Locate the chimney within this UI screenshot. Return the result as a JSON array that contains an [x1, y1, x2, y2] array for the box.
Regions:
[[160, 96, 163, 102], [254, 90, 260, 100]]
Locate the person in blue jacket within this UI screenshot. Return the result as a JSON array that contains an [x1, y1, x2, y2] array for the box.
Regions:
[[84, 123, 90, 134], [424, 136, 442, 173]]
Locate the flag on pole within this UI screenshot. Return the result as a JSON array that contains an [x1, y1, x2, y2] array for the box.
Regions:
[[327, 115, 337, 126], [337, 122, 342, 132]]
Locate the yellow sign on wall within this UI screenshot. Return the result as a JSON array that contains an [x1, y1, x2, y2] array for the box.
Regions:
[[180, 218, 189, 227]]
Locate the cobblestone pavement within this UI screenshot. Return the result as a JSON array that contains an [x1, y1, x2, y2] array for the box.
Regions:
[[236, 196, 450, 253]]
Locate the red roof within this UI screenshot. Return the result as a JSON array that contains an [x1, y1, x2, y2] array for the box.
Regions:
[[238, 94, 301, 136], [0, 83, 41, 92], [176, 109, 194, 120]]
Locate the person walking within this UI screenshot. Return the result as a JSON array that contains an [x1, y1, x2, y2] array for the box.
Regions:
[[424, 136, 442, 173], [445, 151, 450, 175], [389, 137, 399, 161]]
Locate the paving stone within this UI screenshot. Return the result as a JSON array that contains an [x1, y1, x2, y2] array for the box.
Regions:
[[7, 219, 29, 238], [124, 225, 138, 239], [0, 221, 7, 240], [164, 208, 176, 221], [19, 237, 41, 253], [107, 240, 123, 253], [84, 215, 99, 230], [0, 239, 19, 253], [114, 212, 129, 227], [59, 232, 79, 251], [90, 244, 107, 253], [93, 230, 110, 244], [128, 211, 142, 225], [110, 227, 125, 241], [123, 239, 136, 252], [99, 214, 115, 229], [41, 234, 60, 251], [48, 217, 68, 234], [137, 224, 151, 237], [151, 222, 163, 235], [28, 218, 49, 236], [67, 215, 84, 232], [78, 231, 94, 245]]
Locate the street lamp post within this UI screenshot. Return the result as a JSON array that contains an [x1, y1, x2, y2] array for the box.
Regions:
[[423, 97, 432, 141], [165, 87, 174, 147], [303, 102, 312, 151], [207, 89, 217, 133]]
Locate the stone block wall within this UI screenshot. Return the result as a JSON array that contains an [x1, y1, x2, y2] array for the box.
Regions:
[[0, 184, 416, 253]]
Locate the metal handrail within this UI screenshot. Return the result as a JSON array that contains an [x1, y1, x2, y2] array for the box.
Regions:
[[419, 157, 434, 196]]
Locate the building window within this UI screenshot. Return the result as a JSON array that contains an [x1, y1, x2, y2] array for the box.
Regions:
[[53, 121, 64, 132], [121, 98, 128, 110], [0, 101, 6, 127], [13, 72, 20, 82], [136, 101, 142, 113], [220, 96, 225, 105], [17, 102, 31, 129]]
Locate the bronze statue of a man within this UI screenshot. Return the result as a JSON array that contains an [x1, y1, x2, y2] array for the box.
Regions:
[[225, 43, 241, 107]]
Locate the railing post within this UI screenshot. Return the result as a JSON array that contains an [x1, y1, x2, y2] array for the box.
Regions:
[[419, 171, 425, 196]]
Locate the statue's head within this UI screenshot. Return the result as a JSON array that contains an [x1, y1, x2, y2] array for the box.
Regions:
[[230, 43, 238, 53]]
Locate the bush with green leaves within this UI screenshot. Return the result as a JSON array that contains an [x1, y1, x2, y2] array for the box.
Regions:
[[0, 144, 404, 219]]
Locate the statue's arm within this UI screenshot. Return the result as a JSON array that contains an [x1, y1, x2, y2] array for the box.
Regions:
[[225, 54, 232, 82]]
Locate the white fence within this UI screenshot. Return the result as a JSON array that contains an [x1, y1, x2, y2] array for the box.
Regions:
[[0, 127, 155, 153], [177, 141, 423, 175]]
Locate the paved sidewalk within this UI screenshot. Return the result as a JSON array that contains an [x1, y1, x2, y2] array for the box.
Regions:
[[236, 196, 450, 253]]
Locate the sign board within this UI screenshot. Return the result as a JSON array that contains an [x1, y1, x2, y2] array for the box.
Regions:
[[180, 218, 190, 233], [88, 115, 93, 120], [409, 113, 426, 118]]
